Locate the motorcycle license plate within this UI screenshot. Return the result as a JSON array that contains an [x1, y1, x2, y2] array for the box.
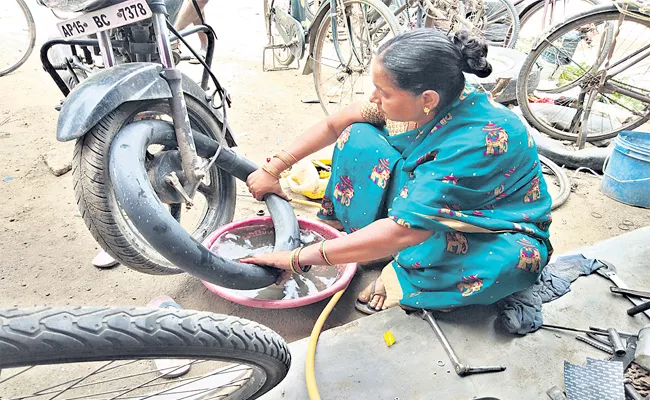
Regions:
[[56, 0, 152, 39]]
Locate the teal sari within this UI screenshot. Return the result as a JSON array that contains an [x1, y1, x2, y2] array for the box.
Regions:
[[317, 84, 553, 310]]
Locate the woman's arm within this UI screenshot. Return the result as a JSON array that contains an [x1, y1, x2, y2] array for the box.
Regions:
[[241, 219, 433, 270], [264, 102, 366, 175], [300, 218, 433, 265], [247, 102, 367, 200]]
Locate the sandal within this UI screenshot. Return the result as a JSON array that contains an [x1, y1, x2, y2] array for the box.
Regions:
[[354, 280, 386, 315]]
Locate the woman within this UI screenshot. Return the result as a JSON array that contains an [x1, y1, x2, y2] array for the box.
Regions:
[[243, 29, 553, 314]]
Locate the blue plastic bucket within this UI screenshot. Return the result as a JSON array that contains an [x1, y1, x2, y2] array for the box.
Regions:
[[601, 131, 650, 208]]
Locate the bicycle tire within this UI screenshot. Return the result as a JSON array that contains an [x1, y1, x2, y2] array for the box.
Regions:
[[0, 307, 290, 399], [516, 5, 649, 141], [312, 0, 401, 115], [485, 0, 521, 49], [519, 0, 607, 28], [0, 0, 36, 77], [423, 0, 520, 48], [539, 153, 570, 210]]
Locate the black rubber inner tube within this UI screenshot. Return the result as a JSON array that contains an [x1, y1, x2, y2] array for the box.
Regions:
[[108, 120, 300, 290]]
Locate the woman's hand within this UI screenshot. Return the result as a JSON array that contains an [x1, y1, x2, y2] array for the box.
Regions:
[[240, 251, 293, 286], [246, 168, 290, 201]]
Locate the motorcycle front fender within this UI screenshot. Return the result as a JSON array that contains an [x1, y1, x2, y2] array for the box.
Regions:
[[57, 62, 234, 145]]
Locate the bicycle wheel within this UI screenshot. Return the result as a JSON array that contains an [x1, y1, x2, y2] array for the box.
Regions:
[[264, 0, 296, 66], [516, 5, 650, 141], [422, 0, 520, 48], [482, 0, 521, 48], [0, 307, 290, 399], [313, 0, 401, 115], [0, 0, 35, 77], [517, 0, 607, 54]]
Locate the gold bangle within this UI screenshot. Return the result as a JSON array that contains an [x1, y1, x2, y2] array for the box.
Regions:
[[261, 164, 281, 180], [282, 150, 299, 164], [320, 240, 334, 266], [273, 153, 293, 169], [289, 248, 298, 274]]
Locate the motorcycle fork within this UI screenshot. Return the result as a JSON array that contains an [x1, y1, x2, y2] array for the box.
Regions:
[[150, 1, 204, 198]]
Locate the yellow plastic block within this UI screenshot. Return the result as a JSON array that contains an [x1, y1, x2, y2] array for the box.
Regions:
[[383, 331, 396, 347]]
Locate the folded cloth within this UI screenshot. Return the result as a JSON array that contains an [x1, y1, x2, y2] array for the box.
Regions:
[[496, 254, 604, 335]]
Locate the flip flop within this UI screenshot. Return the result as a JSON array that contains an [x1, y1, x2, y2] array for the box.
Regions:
[[147, 296, 192, 378], [355, 280, 386, 315]]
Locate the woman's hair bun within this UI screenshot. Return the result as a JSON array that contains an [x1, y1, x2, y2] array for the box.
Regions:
[[452, 30, 492, 78]]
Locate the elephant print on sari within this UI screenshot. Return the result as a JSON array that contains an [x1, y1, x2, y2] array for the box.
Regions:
[[319, 195, 334, 216], [457, 275, 483, 296], [334, 176, 354, 206], [516, 238, 542, 273], [483, 122, 509, 155], [445, 232, 469, 255], [337, 126, 351, 150], [524, 177, 541, 203], [370, 158, 391, 188]]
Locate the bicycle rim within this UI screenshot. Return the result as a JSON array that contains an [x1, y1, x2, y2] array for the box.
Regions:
[[0, 307, 291, 400], [517, 9, 650, 141], [312, 0, 400, 115], [0, 0, 35, 76], [517, 0, 605, 54]]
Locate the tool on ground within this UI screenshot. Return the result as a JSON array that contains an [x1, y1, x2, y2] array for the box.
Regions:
[[576, 335, 614, 354], [596, 260, 650, 320], [609, 328, 627, 357], [635, 325, 650, 372], [629, 301, 650, 317], [420, 310, 506, 377], [611, 336, 638, 371], [611, 287, 650, 299], [541, 324, 636, 338]]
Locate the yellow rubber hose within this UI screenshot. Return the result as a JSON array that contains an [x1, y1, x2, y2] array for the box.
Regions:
[[289, 198, 322, 208], [305, 288, 347, 400]]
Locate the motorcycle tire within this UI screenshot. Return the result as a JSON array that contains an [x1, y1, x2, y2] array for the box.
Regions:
[[73, 98, 236, 275]]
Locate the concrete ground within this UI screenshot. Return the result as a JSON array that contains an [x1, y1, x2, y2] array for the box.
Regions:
[[264, 227, 650, 399]]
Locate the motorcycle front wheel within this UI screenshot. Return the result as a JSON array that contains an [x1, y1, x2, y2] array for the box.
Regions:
[[73, 98, 236, 275]]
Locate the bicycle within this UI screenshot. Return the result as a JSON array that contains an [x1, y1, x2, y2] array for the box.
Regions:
[[515, 0, 610, 54], [0, 306, 290, 399], [0, 0, 36, 76], [515, 1, 650, 148], [264, 0, 401, 115], [389, 0, 521, 48]]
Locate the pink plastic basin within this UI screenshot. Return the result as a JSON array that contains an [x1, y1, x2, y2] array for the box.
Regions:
[[201, 217, 357, 309]]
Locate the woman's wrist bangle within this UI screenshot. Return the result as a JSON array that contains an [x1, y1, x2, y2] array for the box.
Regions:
[[282, 150, 299, 164], [289, 248, 301, 274], [319, 240, 334, 266], [261, 164, 282, 180], [273, 153, 293, 170], [296, 246, 311, 273]]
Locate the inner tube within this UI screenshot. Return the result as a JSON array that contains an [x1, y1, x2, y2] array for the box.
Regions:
[[108, 120, 300, 290]]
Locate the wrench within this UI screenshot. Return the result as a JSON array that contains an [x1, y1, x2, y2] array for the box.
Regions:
[[596, 260, 650, 320], [420, 310, 506, 377]]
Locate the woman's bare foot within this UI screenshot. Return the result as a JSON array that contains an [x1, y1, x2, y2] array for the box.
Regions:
[[358, 277, 387, 311], [320, 219, 344, 231]]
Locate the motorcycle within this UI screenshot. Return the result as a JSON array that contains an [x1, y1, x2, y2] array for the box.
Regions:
[[39, 0, 300, 289]]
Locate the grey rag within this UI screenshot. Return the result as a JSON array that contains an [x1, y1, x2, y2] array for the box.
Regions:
[[496, 254, 604, 335]]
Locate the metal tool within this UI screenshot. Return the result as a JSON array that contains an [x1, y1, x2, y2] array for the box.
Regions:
[[596, 260, 650, 319], [610, 287, 650, 299], [546, 386, 567, 400], [576, 335, 614, 354], [624, 381, 644, 400], [541, 324, 636, 338], [629, 301, 650, 317], [608, 328, 627, 356], [611, 336, 637, 370], [420, 310, 506, 377]]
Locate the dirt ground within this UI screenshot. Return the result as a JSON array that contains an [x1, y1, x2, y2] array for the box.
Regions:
[[1, 1, 650, 343]]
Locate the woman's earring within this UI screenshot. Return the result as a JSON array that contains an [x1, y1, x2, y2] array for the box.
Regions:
[[424, 107, 430, 116]]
